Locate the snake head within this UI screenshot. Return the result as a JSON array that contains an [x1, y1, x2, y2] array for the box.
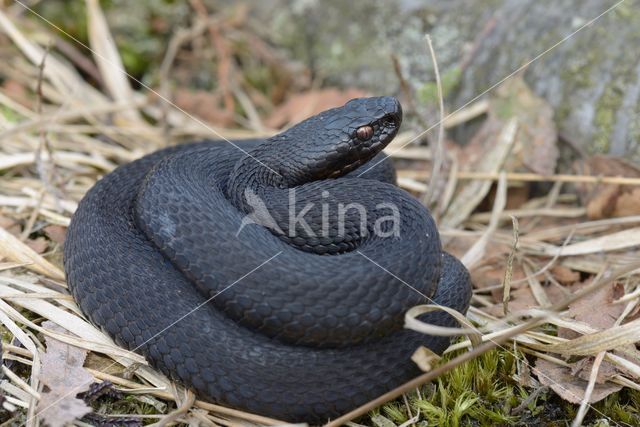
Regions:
[[270, 96, 402, 186]]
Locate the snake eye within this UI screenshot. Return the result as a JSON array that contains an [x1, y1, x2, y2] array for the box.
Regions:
[[356, 125, 374, 141]]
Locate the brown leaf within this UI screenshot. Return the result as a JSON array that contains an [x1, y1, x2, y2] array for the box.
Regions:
[[470, 252, 527, 300], [172, 89, 235, 127], [559, 281, 625, 340], [492, 77, 558, 175], [571, 357, 619, 384], [443, 77, 556, 227], [26, 237, 48, 254], [43, 225, 67, 245], [550, 265, 580, 285], [573, 155, 640, 219], [614, 188, 640, 217], [1, 79, 32, 109], [265, 88, 368, 129], [485, 283, 566, 317], [37, 321, 93, 427], [0, 216, 21, 236], [534, 359, 621, 404]]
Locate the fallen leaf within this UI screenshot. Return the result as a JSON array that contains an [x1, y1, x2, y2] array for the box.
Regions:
[[411, 346, 440, 372], [559, 281, 625, 340], [485, 284, 566, 318], [1, 79, 32, 109], [571, 357, 619, 384], [265, 88, 368, 129], [26, 237, 48, 254], [442, 119, 518, 228], [573, 155, 640, 219], [43, 225, 67, 245], [470, 252, 527, 300], [442, 77, 557, 227], [613, 188, 640, 217], [0, 216, 21, 236], [550, 265, 580, 285], [534, 359, 621, 404], [173, 89, 235, 127], [493, 77, 558, 175], [37, 321, 93, 427]]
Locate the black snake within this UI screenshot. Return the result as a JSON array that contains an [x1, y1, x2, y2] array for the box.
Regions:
[[64, 97, 472, 423]]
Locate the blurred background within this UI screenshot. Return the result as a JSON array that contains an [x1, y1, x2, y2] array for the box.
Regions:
[[17, 0, 640, 161]]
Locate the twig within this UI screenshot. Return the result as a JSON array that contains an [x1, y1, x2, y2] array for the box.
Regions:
[[33, 43, 62, 212], [400, 170, 640, 186], [437, 153, 458, 216], [550, 261, 640, 312], [509, 229, 575, 286], [511, 386, 548, 415], [157, 17, 212, 137], [502, 216, 519, 315], [390, 53, 418, 118], [190, 0, 235, 115], [0, 100, 147, 142], [422, 35, 445, 207], [153, 390, 196, 427], [53, 36, 104, 86]]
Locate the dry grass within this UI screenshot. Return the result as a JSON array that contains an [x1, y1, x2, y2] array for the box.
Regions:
[[0, 3, 640, 427]]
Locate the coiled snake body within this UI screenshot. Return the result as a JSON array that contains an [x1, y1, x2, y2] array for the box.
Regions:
[[65, 97, 472, 422]]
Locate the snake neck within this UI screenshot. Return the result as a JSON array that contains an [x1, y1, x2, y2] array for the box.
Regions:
[[225, 96, 403, 255]]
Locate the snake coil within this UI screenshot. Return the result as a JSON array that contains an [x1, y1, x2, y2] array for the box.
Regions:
[[65, 97, 472, 422]]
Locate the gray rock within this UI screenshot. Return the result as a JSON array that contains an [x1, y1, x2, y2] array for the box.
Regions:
[[253, 0, 640, 161]]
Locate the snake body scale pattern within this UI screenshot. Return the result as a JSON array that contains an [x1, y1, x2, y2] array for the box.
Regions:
[[64, 97, 472, 423]]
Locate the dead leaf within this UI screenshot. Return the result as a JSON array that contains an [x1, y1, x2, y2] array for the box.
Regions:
[[0, 216, 21, 236], [493, 78, 558, 175], [615, 188, 640, 217], [559, 281, 625, 340], [573, 155, 640, 219], [27, 237, 48, 254], [43, 225, 67, 245], [1, 79, 32, 109], [172, 89, 235, 127], [471, 253, 527, 300], [411, 346, 441, 372], [534, 359, 621, 404], [37, 321, 93, 427], [571, 357, 619, 384], [37, 393, 91, 427], [265, 88, 368, 129], [442, 119, 518, 227], [550, 265, 580, 285], [485, 284, 566, 318], [442, 78, 557, 227]]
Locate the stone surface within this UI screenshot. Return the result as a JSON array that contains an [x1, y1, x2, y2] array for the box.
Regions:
[[254, 0, 640, 161]]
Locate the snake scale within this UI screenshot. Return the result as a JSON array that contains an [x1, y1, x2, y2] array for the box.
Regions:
[[64, 97, 472, 423]]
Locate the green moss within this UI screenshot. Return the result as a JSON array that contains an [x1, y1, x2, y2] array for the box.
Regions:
[[371, 348, 518, 426], [418, 67, 462, 105], [593, 82, 625, 153], [32, 0, 189, 80], [370, 346, 640, 426]]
